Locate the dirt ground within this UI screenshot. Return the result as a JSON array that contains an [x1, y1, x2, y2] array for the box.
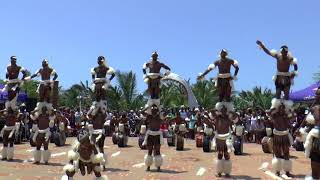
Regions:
[[0, 137, 312, 180]]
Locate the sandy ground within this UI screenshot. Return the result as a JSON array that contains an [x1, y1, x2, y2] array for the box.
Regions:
[[0, 137, 312, 180]]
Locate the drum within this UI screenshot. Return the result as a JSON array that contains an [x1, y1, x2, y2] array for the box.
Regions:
[[195, 133, 203, 148], [261, 136, 273, 153], [138, 134, 146, 149], [293, 140, 305, 151], [176, 135, 184, 151], [167, 132, 176, 147], [54, 132, 66, 147], [203, 135, 212, 152], [112, 132, 118, 144], [233, 136, 243, 155], [118, 134, 127, 148]]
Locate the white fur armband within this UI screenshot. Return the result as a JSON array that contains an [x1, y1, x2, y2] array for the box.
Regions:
[[63, 164, 75, 173], [143, 63, 147, 70], [92, 153, 104, 164], [270, 49, 277, 56], [233, 60, 239, 67], [291, 58, 298, 65], [20, 67, 25, 72], [51, 69, 56, 76], [107, 67, 115, 74], [207, 64, 215, 71], [91, 68, 96, 75], [67, 150, 79, 161]]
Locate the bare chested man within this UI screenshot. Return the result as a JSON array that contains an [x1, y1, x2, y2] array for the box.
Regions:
[[256, 41, 298, 110], [211, 107, 238, 177], [2, 56, 28, 110], [198, 49, 239, 103], [87, 107, 108, 170], [0, 107, 20, 161], [268, 104, 295, 177], [143, 52, 171, 110], [30, 106, 56, 164], [30, 59, 58, 112], [91, 56, 116, 102], [142, 105, 164, 172], [304, 88, 320, 180], [61, 130, 108, 180]]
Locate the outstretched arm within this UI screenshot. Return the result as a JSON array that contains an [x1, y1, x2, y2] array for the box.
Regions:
[[256, 40, 276, 58], [161, 63, 171, 71], [198, 61, 217, 80], [30, 69, 40, 79]]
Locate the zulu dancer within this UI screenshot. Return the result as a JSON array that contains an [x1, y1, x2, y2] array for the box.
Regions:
[[0, 107, 20, 161], [2, 56, 29, 110], [267, 104, 295, 177], [30, 106, 56, 164], [142, 105, 164, 172], [304, 88, 320, 180], [142, 52, 171, 111], [210, 106, 238, 177], [91, 56, 115, 102], [87, 106, 108, 170], [256, 40, 298, 110], [30, 59, 58, 113], [198, 49, 239, 104], [61, 130, 108, 180]]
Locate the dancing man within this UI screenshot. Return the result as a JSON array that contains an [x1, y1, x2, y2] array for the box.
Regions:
[[304, 88, 320, 180], [87, 106, 108, 170], [91, 56, 115, 102], [30, 106, 56, 164], [142, 51, 171, 110], [256, 40, 298, 110], [142, 105, 164, 172], [2, 56, 28, 110], [30, 59, 58, 112], [198, 49, 239, 105], [211, 107, 238, 177], [267, 104, 295, 177], [0, 107, 20, 161], [61, 130, 108, 180]]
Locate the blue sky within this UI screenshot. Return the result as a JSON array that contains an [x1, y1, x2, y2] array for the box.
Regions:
[[0, 0, 319, 93]]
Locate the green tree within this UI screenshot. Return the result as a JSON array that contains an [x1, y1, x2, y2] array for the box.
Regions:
[[234, 86, 274, 111], [160, 82, 188, 108], [192, 80, 218, 109]]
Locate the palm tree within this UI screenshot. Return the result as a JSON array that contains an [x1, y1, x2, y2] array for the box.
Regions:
[[192, 80, 218, 109], [114, 70, 146, 111], [160, 81, 188, 108], [234, 86, 274, 111]]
